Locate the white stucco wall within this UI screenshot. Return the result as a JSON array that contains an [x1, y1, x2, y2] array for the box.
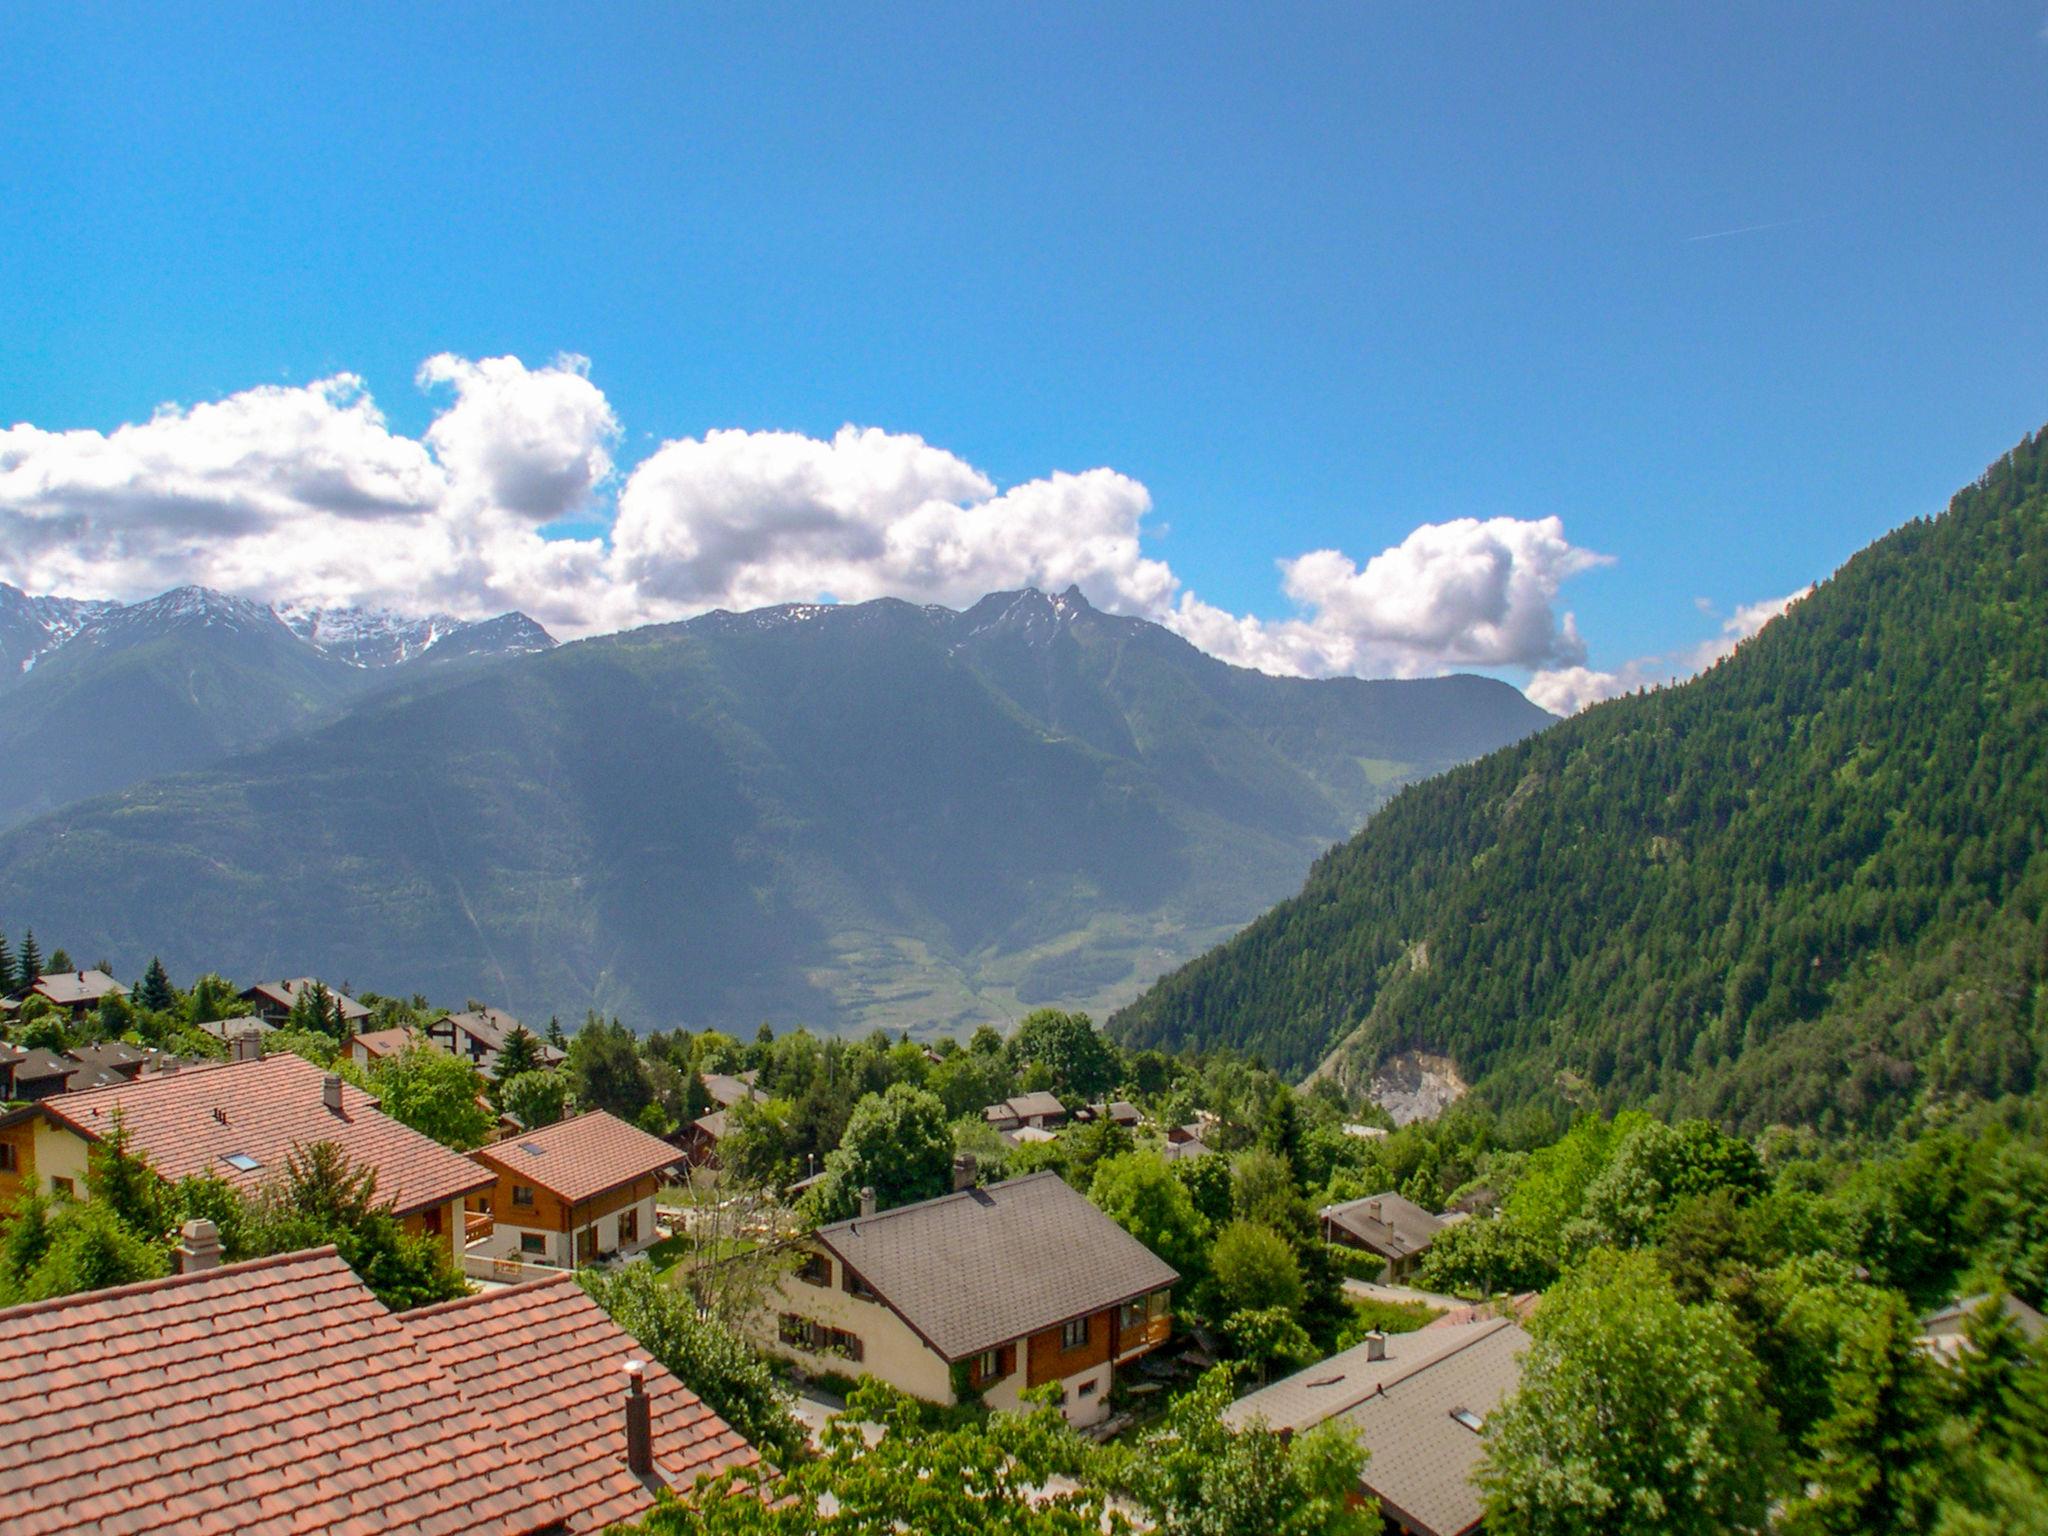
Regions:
[[34, 1123, 90, 1198], [754, 1252, 956, 1404]]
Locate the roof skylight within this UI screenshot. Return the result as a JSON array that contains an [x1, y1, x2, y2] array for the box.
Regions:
[[222, 1152, 262, 1172]]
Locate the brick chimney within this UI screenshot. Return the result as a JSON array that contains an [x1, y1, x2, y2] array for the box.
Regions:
[[859, 1186, 877, 1218], [1364, 1329, 1387, 1362], [175, 1219, 222, 1274], [952, 1153, 977, 1192], [322, 1073, 344, 1113], [623, 1359, 653, 1476]]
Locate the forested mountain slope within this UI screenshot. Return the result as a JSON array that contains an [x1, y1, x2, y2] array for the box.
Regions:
[[0, 587, 1551, 1035], [1113, 430, 2048, 1133]]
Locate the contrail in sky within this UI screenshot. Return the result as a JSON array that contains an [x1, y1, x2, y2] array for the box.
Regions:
[[1685, 215, 1826, 243]]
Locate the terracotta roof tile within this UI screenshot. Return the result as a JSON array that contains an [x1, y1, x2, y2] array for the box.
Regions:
[[473, 1110, 681, 1206], [403, 1273, 758, 1531], [43, 1054, 493, 1214], [0, 1248, 562, 1536]]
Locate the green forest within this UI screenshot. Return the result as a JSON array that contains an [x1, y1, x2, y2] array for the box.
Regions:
[[1114, 428, 2048, 1135]]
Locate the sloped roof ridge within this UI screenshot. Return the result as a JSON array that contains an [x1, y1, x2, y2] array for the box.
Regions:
[[0, 1244, 344, 1324], [815, 1167, 1065, 1237], [1317, 1316, 1513, 1420], [407, 1269, 581, 1318]]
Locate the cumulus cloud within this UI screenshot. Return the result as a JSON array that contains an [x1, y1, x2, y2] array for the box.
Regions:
[[1164, 516, 1608, 679], [0, 354, 1623, 688], [1526, 585, 1812, 714], [0, 355, 620, 631]]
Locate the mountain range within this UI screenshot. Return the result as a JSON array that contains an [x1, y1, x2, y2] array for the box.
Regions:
[[0, 584, 554, 829], [1113, 428, 2048, 1134], [0, 584, 1553, 1035]]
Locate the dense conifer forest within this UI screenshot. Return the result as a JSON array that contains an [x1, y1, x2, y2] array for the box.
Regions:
[[1115, 430, 2048, 1134]]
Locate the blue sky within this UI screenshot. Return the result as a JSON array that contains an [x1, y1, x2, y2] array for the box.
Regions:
[[4, 3, 2046, 706]]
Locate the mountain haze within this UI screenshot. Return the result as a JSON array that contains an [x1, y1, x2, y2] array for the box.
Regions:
[[0, 587, 555, 830], [1113, 430, 2048, 1134], [0, 586, 1552, 1035]]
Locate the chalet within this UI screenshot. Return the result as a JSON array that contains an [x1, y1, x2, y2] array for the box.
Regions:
[[1226, 1317, 1531, 1536], [981, 1091, 1068, 1133], [0, 1045, 80, 1102], [701, 1070, 761, 1110], [1919, 1292, 2048, 1362], [346, 1025, 417, 1068], [1085, 1100, 1143, 1129], [468, 1109, 681, 1270], [427, 1006, 565, 1072], [1161, 1133, 1214, 1162], [0, 1053, 493, 1253], [11, 969, 126, 1019], [1320, 1191, 1446, 1283], [681, 1107, 734, 1169], [757, 1165, 1177, 1427], [238, 977, 372, 1030], [0, 1241, 756, 1535]]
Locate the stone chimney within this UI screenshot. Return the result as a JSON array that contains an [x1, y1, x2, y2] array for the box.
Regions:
[[952, 1153, 977, 1192], [230, 1031, 263, 1063], [623, 1359, 653, 1476], [1367, 1198, 1381, 1221], [859, 1186, 877, 1218], [175, 1219, 222, 1274], [1364, 1329, 1387, 1363], [322, 1073, 344, 1113]]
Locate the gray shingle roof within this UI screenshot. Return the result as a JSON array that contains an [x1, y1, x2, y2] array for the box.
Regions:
[[1226, 1317, 1529, 1536], [1320, 1191, 1444, 1259], [813, 1170, 1177, 1361]]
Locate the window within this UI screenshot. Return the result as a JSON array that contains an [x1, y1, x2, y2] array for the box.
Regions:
[[779, 1314, 865, 1362], [797, 1252, 832, 1287], [222, 1152, 262, 1172], [977, 1349, 1001, 1381], [1120, 1297, 1149, 1331], [49, 1176, 74, 1198], [842, 1266, 879, 1302], [511, 1184, 536, 1207], [617, 1207, 639, 1244], [520, 1233, 547, 1256], [0, 1143, 15, 1172], [1077, 1380, 1098, 1398], [1061, 1317, 1089, 1351], [1450, 1408, 1485, 1433]]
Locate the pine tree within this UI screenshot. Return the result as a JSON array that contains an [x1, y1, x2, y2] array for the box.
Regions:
[[546, 1015, 568, 1051], [491, 1025, 543, 1087], [136, 957, 175, 1014], [17, 930, 44, 989], [47, 948, 73, 974], [0, 931, 14, 995]]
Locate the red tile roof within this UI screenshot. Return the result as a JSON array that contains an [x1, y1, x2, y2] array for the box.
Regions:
[[42, 1053, 493, 1215], [0, 1248, 562, 1536], [402, 1273, 758, 1531], [473, 1109, 681, 1206], [348, 1026, 415, 1059]]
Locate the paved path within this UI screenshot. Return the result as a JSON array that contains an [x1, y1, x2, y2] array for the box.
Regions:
[[1342, 1277, 1467, 1311]]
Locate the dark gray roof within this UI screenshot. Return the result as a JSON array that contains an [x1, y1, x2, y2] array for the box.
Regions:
[[12, 1048, 78, 1084], [1226, 1318, 1528, 1536], [241, 978, 371, 1023], [813, 1170, 1178, 1361], [1321, 1191, 1445, 1259]]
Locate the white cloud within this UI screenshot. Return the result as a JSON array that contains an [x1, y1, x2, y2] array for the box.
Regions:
[[1164, 516, 1609, 679], [1527, 585, 1811, 714], [0, 354, 1625, 689], [0, 355, 620, 631]]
